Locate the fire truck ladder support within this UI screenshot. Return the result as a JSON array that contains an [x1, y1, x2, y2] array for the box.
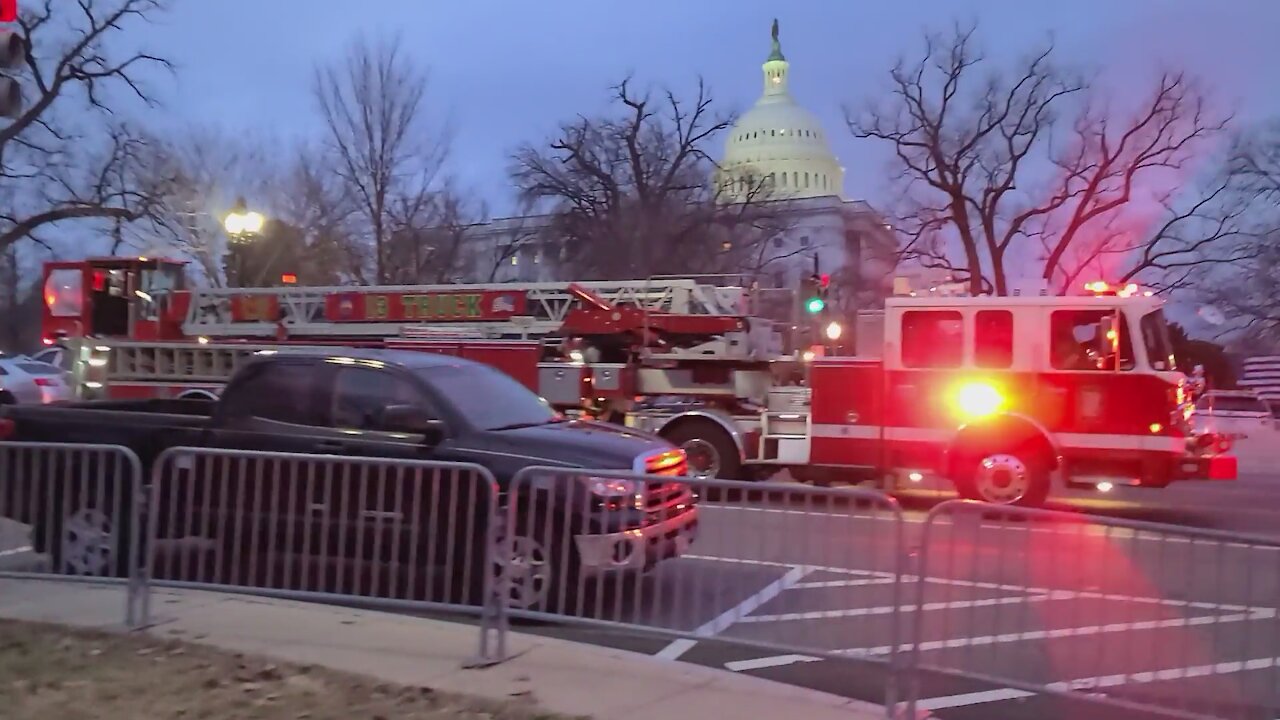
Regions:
[[183, 279, 749, 339]]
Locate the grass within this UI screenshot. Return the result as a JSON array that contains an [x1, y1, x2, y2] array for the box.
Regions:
[[0, 619, 582, 720]]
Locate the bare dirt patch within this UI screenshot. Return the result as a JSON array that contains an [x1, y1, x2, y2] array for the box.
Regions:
[[0, 619, 582, 719]]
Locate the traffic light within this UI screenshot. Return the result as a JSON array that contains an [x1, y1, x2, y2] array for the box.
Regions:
[[0, 30, 25, 118], [803, 273, 825, 314]]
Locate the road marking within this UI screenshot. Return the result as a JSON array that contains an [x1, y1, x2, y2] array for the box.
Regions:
[[917, 688, 1034, 710], [839, 607, 1276, 658], [724, 608, 1279, 673], [791, 577, 898, 589], [916, 655, 1280, 710], [702, 503, 906, 522], [738, 593, 1050, 624], [654, 565, 813, 661], [702, 504, 1280, 550], [725, 654, 823, 672], [0, 545, 32, 558], [688, 554, 1268, 615]]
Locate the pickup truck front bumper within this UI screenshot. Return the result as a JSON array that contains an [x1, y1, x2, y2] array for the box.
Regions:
[[574, 506, 699, 575]]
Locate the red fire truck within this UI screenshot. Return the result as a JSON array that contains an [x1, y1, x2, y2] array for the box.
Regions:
[[36, 256, 1236, 507]]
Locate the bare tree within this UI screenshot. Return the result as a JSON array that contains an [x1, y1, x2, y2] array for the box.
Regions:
[[120, 127, 275, 287], [1195, 124, 1280, 348], [272, 144, 361, 285], [0, 0, 172, 256], [313, 35, 448, 284], [383, 186, 487, 284], [510, 77, 790, 281], [851, 23, 1232, 295]]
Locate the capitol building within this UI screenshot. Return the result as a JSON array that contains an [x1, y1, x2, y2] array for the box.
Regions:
[[470, 21, 896, 303]]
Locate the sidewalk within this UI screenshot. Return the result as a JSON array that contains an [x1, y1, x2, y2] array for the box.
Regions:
[[0, 577, 884, 720]]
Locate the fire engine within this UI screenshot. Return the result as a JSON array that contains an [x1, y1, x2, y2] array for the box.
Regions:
[[35, 256, 1236, 507]]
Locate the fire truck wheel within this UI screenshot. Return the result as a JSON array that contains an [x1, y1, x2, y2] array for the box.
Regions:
[[661, 420, 743, 480], [957, 449, 1050, 507]]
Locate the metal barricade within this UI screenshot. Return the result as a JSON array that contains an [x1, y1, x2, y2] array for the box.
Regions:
[[903, 500, 1280, 720], [138, 447, 503, 661], [489, 465, 906, 711], [0, 441, 145, 625]]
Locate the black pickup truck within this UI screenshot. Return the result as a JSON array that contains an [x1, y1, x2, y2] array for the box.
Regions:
[[0, 348, 699, 611]]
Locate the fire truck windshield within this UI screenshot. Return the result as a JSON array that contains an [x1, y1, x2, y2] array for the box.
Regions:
[[1141, 309, 1177, 371]]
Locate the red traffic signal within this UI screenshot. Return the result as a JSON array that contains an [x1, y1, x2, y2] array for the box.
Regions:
[[819, 273, 830, 289]]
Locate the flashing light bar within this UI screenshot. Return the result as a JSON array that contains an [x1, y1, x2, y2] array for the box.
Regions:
[[1084, 281, 1143, 298]]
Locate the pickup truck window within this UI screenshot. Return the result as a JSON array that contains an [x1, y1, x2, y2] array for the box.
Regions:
[[225, 361, 326, 426], [331, 367, 429, 431], [416, 365, 556, 431]]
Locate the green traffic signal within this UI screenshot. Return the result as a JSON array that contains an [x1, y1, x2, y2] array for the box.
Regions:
[[805, 297, 825, 314]]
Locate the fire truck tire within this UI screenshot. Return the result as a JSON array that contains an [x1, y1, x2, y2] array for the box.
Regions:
[[953, 445, 1051, 508], [177, 390, 218, 402], [660, 419, 743, 480]]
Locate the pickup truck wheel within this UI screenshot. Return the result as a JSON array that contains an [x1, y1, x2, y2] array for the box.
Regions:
[[495, 515, 580, 614], [47, 504, 131, 577]]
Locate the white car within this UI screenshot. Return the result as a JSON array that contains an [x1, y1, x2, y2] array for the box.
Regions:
[[1194, 391, 1273, 440], [0, 356, 74, 405]]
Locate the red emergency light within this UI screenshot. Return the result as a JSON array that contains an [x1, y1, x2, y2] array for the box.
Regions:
[[281, 273, 298, 285], [1084, 280, 1141, 298]]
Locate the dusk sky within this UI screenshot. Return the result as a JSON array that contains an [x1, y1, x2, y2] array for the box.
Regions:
[[144, 0, 1280, 217]]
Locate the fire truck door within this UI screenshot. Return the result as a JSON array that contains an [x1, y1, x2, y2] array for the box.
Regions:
[[809, 360, 882, 467]]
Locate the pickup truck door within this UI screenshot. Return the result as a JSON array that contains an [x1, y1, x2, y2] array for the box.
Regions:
[[315, 363, 487, 602], [176, 359, 479, 601]]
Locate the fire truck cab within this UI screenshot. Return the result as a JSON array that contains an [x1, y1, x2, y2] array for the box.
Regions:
[[741, 285, 1236, 505], [42, 256, 189, 343]]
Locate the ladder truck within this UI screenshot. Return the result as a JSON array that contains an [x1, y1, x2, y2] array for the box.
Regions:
[[36, 256, 1235, 507]]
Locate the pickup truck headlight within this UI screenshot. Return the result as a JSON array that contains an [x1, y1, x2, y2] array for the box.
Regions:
[[588, 477, 639, 498]]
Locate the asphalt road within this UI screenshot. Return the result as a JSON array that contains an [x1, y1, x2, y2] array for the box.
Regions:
[[3, 453, 1280, 719]]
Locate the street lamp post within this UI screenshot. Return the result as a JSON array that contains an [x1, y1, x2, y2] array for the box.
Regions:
[[223, 197, 265, 287]]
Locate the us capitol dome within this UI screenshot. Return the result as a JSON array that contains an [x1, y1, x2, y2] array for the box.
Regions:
[[719, 19, 845, 202]]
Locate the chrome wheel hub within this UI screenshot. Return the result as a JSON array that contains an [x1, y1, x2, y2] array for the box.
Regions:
[[974, 454, 1030, 504], [61, 508, 114, 575], [496, 533, 551, 610], [680, 439, 721, 479]]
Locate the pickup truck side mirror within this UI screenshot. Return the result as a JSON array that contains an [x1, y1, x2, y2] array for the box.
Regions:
[[380, 404, 445, 443]]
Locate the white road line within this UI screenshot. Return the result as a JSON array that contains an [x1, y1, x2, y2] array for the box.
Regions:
[[791, 577, 898, 589], [0, 545, 32, 558], [917, 688, 1034, 710], [724, 609, 1278, 673], [724, 654, 824, 672], [683, 553, 885, 579], [703, 503, 1280, 551], [702, 504, 904, 522], [654, 565, 813, 661], [917, 655, 1280, 710], [837, 607, 1276, 659], [738, 593, 1050, 624], [688, 554, 1269, 615]]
